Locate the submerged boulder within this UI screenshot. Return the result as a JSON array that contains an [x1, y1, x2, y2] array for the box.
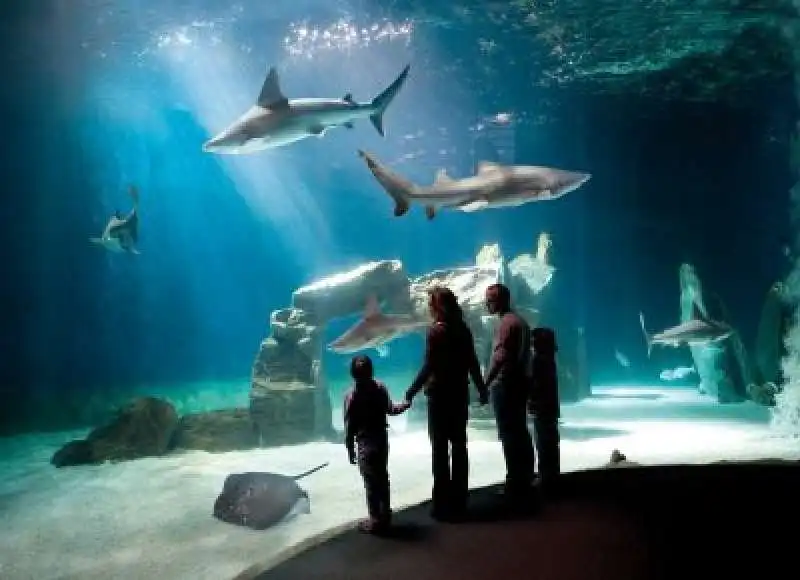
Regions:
[[754, 281, 792, 387], [679, 263, 750, 403], [291, 260, 413, 322], [171, 408, 260, 452], [51, 396, 178, 467]]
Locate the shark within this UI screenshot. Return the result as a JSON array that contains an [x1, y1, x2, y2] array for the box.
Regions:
[[639, 303, 732, 357], [203, 65, 411, 154], [90, 185, 140, 255], [357, 150, 591, 219], [327, 295, 429, 358]]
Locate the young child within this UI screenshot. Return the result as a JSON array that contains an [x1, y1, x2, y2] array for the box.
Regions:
[[343, 355, 410, 533], [529, 327, 561, 496]]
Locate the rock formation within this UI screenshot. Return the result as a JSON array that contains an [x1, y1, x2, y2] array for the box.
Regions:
[[51, 397, 178, 467], [171, 408, 260, 452], [678, 263, 751, 403], [752, 282, 792, 404], [248, 239, 586, 441]]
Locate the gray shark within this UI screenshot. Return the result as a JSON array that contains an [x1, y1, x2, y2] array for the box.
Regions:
[[213, 462, 329, 531], [357, 150, 591, 219], [203, 65, 411, 154], [328, 295, 429, 358], [90, 185, 140, 254], [639, 304, 732, 357]]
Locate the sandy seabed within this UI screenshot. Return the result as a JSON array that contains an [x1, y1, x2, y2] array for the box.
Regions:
[[0, 386, 798, 580]]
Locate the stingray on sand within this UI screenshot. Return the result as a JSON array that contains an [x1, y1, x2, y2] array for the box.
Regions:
[[213, 462, 329, 530]]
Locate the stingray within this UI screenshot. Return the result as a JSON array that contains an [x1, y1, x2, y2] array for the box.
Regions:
[[213, 462, 329, 530], [90, 185, 141, 255]]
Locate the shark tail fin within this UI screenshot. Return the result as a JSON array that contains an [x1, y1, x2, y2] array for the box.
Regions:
[[369, 64, 411, 137], [292, 462, 330, 480], [639, 312, 653, 358], [357, 150, 411, 217]]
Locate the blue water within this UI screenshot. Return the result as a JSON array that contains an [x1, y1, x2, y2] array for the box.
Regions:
[[0, 1, 794, 434]]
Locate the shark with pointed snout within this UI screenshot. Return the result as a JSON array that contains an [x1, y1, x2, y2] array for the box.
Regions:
[[357, 150, 591, 219], [327, 295, 429, 358], [203, 65, 411, 154]]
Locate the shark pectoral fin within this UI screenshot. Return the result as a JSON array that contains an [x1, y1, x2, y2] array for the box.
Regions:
[[425, 206, 436, 220], [308, 124, 325, 136], [458, 200, 490, 212], [434, 168, 453, 185], [477, 161, 501, 174], [344, 121, 354, 129], [364, 294, 381, 317], [257, 67, 289, 109], [375, 344, 390, 358]]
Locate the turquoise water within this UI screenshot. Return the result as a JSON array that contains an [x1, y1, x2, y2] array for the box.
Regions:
[[1, 1, 799, 578]]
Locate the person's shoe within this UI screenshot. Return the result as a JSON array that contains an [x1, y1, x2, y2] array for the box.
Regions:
[[358, 518, 385, 534]]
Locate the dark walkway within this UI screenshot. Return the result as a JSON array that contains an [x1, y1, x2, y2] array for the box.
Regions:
[[255, 461, 800, 580]]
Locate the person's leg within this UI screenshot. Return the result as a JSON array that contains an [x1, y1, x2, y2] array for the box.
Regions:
[[492, 385, 534, 493], [357, 441, 383, 528], [375, 441, 392, 527], [533, 416, 561, 494], [447, 402, 470, 517], [427, 398, 452, 518]]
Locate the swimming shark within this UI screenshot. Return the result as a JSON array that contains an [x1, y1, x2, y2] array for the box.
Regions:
[[203, 65, 411, 154], [357, 150, 591, 219], [639, 303, 732, 357], [90, 185, 140, 254], [213, 462, 329, 531], [327, 295, 429, 358]]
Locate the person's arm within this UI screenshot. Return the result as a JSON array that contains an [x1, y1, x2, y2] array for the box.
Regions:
[[343, 391, 357, 459], [465, 328, 488, 399], [405, 324, 443, 402], [484, 315, 522, 387], [379, 383, 409, 415]]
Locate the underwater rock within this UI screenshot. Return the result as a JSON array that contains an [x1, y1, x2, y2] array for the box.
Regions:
[[171, 408, 260, 452], [410, 246, 505, 368], [253, 337, 314, 385], [51, 396, 178, 467], [509, 232, 556, 303], [754, 282, 792, 387], [213, 462, 328, 530], [291, 260, 413, 323], [249, 380, 324, 446], [250, 307, 335, 444], [747, 382, 780, 407], [679, 263, 750, 403]]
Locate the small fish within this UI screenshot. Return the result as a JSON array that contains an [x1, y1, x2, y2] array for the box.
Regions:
[[614, 349, 630, 368], [659, 366, 697, 381]]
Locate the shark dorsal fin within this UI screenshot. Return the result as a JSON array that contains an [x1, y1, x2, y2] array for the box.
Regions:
[[343, 93, 354, 103], [477, 161, 501, 174], [434, 168, 453, 185], [690, 301, 707, 321], [364, 294, 381, 318], [257, 67, 289, 109]]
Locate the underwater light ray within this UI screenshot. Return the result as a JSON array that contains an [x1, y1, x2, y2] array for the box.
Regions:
[[151, 28, 335, 265]]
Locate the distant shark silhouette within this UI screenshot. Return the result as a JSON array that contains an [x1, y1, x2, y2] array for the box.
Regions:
[[203, 65, 411, 154], [327, 295, 429, 358], [213, 462, 329, 531], [639, 303, 732, 357], [90, 185, 140, 254], [357, 150, 591, 219]]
